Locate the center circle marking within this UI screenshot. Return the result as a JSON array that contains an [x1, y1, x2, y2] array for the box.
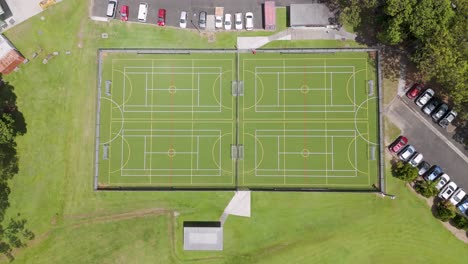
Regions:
[[168, 148, 176, 158], [169, 85, 177, 94]]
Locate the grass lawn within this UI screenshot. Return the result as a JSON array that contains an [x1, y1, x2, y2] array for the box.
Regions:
[[1, 1, 467, 263]]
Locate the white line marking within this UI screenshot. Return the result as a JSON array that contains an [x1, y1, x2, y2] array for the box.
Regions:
[[331, 136, 334, 170]]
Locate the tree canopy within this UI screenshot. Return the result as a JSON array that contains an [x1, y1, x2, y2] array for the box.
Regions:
[[335, 0, 468, 117]]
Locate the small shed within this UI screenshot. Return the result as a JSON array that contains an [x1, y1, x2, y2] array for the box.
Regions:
[[264, 1, 276, 31], [183, 221, 223, 251], [290, 3, 335, 28]]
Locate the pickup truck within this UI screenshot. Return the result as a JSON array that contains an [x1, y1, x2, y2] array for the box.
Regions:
[[215, 7, 224, 29]]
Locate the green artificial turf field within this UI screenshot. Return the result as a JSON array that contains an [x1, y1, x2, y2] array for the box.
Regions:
[[97, 51, 379, 189]]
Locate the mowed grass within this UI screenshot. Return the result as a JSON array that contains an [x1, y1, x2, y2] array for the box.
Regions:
[[1, 1, 468, 263], [100, 53, 236, 187]]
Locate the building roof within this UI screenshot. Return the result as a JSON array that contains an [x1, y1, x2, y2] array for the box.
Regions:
[[0, 34, 24, 74], [290, 3, 334, 27], [183, 221, 223, 251]]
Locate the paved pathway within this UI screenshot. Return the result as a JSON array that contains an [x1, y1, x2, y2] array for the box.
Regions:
[[237, 27, 356, 49]]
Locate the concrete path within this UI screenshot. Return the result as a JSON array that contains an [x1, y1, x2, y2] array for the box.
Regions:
[[237, 27, 356, 50], [219, 191, 251, 226]]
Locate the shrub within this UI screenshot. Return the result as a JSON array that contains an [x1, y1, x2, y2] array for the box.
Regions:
[[414, 180, 439, 198], [435, 200, 456, 222], [452, 214, 468, 230], [392, 161, 418, 183]]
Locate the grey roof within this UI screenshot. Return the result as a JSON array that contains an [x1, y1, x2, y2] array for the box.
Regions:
[[183, 227, 223, 251], [290, 4, 334, 27]]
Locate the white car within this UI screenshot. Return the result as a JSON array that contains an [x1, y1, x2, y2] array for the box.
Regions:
[[224, 14, 232, 30], [398, 145, 415, 161], [408, 152, 423, 167], [245, 12, 253, 30], [180, 11, 187, 28], [415, 88, 435, 107], [449, 188, 466, 206], [435, 174, 450, 190], [235, 13, 243, 30], [438, 181, 457, 200]]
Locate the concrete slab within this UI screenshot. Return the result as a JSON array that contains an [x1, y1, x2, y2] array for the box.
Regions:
[[220, 191, 251, 225], [3, 0, 43, 29], [237, 36, 269, 50]]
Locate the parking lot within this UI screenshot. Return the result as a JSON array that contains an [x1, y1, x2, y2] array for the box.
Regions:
[[92, 0, 312, 30], [387, 98, 468, 191]]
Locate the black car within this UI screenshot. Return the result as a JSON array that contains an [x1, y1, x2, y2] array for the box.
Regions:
[[431, 103, 449, 122], [417, 161, 431, 176], [439, 110, 457, 128], [422, 98, 440, 115]]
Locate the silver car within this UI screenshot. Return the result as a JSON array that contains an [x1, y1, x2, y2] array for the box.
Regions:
[[415, 88, 434, 107], [398, 145, 416, 161]]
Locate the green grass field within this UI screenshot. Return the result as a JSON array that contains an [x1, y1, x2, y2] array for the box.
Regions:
[[98, 51, 379, 189], [1, 1, 467, 263]]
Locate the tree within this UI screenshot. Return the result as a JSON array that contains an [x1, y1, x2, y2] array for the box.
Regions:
[[452, 214, 468, 230], [414, 180, 438, 198], [392, 161, 418, 182], [0, 114, 16, 144], [435, 200, 456, 222]]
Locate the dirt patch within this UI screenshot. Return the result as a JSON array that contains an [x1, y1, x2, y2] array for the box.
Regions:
[[66, 208, 170, 229]]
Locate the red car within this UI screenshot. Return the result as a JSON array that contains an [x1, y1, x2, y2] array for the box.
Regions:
[[389, 136, 408, 154], [406, 83, 423, 99], [157, 9, 166, 26], [120, 5, 129, 21]]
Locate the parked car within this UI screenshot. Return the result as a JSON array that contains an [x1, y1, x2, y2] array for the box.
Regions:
[[120, 5, 129, 21], [424, 165, 443, 181], [406, 83, 423, 99], [138, 2, 148, 22], [439, 110, 457, 128], [398, 145, 415, 161], [389, 136, 408, 154], [180, 11, 187, 28], [199, 12, 207, 29], [224, 14, 232, 30], [438, 181, 457, 200], [422, 98, 440, 115], [415, 88, 434, 107], [449, 188, 466, 206], [408, 152, 423, 167], [435, 173, 450, 190], [157, 9, 166, 26], [417, 161, 431, 176], [235, 13, 243, 30], [106, 0, 118, 18], [245, 12, 254, 30], [457, 199, 468, 215], [431, 103, 449, 122]]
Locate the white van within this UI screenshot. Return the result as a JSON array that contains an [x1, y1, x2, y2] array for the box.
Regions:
[[138, 2, 148, 22], [106, 0, 118, 18]]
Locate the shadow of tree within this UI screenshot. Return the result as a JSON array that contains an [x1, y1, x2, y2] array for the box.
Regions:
[[0, 78, 27, 136]]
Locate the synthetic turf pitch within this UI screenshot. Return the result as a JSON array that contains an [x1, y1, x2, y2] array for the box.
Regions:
[[96, 50, 380, 190]]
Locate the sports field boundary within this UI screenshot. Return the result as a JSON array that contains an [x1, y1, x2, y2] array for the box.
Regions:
[[93, 48, 384, 193]]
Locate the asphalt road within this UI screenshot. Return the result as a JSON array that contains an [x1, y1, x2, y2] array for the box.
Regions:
[[386, 98, 468, 191], [92, 0, 312, 29]]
